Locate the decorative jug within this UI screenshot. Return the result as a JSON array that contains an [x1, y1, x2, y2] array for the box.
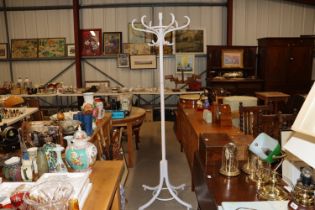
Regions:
[[65, 128, 97, 171]]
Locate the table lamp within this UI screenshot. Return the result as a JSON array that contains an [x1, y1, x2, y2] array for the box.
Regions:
[[249, 132, 281, 164]]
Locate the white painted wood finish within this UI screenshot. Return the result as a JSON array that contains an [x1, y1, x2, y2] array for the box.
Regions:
[[0, 0, 314, 88]]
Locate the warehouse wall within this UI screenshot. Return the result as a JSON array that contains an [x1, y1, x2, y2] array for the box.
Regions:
[[0, 0, 314, 88]]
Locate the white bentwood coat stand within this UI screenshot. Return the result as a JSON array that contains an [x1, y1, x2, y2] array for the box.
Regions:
[[132, 13, 192, 210]]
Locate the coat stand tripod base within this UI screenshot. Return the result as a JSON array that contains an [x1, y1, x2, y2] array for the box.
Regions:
[[138, 160, 192, 210]]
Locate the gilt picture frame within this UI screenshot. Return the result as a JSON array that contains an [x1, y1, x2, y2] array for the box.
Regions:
[[11, 39, 38, 58], [38, 38, 66, 58], [130, 55, 157, 70], [103, 32, 122, 55], [174, 29, 205, 53], [221, 49, 244, 68]]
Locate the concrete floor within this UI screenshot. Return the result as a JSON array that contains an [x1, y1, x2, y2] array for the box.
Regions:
[[123, 121, 198, 210]]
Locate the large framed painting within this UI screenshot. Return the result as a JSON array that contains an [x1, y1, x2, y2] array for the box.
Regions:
[[103, 32, 122, 55], [176, 54, 195, 74], [123, 43, 151, 55], [174, 29, 204, 53], [11, 39, 38, 58], [38, 38, 66, 58], [128, 23, 152, 43], [221, 49, 244, 68], [80, 29, 102, 56]]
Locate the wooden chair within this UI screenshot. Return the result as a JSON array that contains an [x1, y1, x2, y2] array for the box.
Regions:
[[239, 102, 273, 136], [132, 114, 146, 150], [257, 111, 280, 140], [256, 111, 297, 142], [89, 113, 112, 160], [278, 111, 297, 131]]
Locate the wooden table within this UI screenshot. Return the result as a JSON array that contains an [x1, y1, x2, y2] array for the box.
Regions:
[[255, 91, 290, 112], [193, 153, 258, 210], [112, 107, 146, 168], [175, 105, 253, 171], [83, 160, 124, 210], [0, 107, 38, 126]]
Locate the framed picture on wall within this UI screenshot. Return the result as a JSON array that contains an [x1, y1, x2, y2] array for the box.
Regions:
[[174, 29, 204, 53], [11, 39, 38, 58], [66, 44, 75, 57], [38, 38, 66, 58], [128, 23, 152, 43], [130, 55, 157, 70], [176, 54, 195, 74], [123, 43, 151, 55], [221, 49, 244, 68], [117, 53, 130, 68], [80, 29, 102, 56], [0, 43, 8, 59], [103, 32, 122, 55]]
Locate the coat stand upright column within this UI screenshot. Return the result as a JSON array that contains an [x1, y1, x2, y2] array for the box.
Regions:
[[132, 13, 192, 210]]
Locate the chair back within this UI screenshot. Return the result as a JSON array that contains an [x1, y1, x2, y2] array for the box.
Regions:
[[239, 102, 272, 136], [278, 111, 297, 131], [89, 113, 112, 160], [257, 111, 279, 140]]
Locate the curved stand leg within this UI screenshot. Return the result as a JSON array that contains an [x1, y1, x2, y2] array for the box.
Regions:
[[138, 160, 192, 210]]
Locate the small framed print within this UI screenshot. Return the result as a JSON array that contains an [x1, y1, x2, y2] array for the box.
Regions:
[[38, 38, 66, 58], [130, 55, 157, 70], [117, 53, 130, 68], [221, 49, 244, 68], [66, 44, 75, 57], [176, 54, 195, 74], [11, 39, 38, 58], [80, 29, 102, 56], [0, 43, 7, 59], [103, 32, 122, 55]]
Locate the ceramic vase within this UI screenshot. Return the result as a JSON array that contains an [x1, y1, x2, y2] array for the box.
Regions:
[[65, 132, 97, 171], [2, 156, 22, 181], [36, 147, 49, 176]]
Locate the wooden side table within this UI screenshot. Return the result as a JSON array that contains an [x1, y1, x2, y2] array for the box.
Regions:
[[255, 91, 290, 112]]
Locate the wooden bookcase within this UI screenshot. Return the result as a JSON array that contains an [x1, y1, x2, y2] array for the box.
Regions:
[[206, 45, 263, 95]]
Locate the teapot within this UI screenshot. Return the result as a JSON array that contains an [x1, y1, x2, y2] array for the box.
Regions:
[[65, 127, 97, 171]]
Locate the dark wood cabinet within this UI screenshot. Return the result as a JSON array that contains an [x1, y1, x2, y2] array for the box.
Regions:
[[257, 37, 314, 94], [206, 45, 263, 95]]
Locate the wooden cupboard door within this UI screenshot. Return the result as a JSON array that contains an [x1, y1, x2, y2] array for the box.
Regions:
[[259, 46, 288, 91], [285, 46, 313, 93]]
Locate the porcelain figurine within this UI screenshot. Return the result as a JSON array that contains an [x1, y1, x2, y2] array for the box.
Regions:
[[65, 128, 97, 171]]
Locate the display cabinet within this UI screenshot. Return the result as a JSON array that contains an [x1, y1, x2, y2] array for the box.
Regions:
[[206, 45, 263, 95]]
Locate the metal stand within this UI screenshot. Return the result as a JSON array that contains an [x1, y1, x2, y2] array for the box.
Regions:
[[132, 13, 192, 210]]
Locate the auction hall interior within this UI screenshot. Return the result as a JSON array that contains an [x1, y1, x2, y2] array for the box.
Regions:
[[0, 0, 315, 210]]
